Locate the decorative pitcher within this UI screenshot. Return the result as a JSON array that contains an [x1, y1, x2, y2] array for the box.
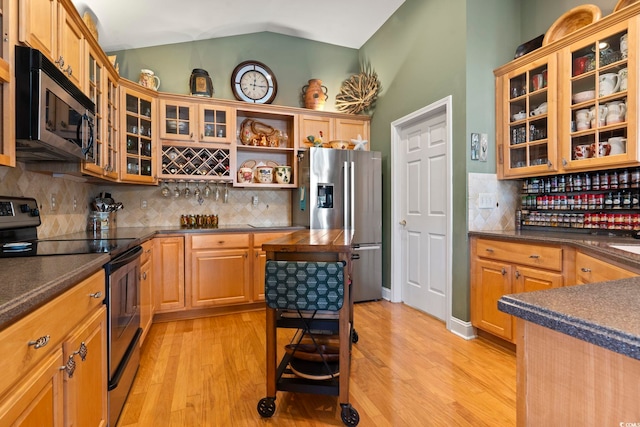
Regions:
[[139, 69, 160, 90], [302, 79, 328, 110]]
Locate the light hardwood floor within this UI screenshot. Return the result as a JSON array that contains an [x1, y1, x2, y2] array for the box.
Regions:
[[117, 301, 516, 426]]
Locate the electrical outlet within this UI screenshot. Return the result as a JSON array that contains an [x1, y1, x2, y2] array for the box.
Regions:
[[50, 194, 57, 212], [252, 196, 259, 206], [141, 199, 148, 209], [478, 193, 496, 209]]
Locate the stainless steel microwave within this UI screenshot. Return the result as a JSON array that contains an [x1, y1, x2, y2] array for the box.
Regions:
[[14, 46, 96, 162]]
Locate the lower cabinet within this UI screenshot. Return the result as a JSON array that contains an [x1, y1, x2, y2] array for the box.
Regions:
[[187, 233, 251, 308], [572, 251, 638, 285], [139, 239, 154, 344], [0, 270, 107, 427], [154, 236, 185, 313], [471, 237, 564, 343], [252, 232, 292, 301]]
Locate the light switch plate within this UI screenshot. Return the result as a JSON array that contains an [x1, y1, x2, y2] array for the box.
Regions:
[[479, 133, 488, 162], [478, 193, 496, 209]]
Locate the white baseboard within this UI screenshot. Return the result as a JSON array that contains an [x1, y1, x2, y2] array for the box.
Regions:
[[381, 287, 392, 301], [448, 317, 477, 340]]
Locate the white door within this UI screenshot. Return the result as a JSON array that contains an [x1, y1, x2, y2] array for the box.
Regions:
[[391, 97, 452, 324]]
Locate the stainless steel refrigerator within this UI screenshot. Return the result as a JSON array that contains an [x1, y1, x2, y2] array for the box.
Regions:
[[292, 147, 382, 302]]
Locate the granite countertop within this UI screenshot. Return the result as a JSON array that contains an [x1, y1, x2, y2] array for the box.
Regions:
[[0, 225, 303, 331], [499, 278, 640, 360]]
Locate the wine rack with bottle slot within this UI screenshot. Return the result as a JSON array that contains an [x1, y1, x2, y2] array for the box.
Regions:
[[160, 145, 230, 179], [519, 167, 640, 233]]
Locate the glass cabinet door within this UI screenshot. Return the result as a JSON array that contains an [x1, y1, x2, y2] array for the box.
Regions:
[[562, 20, 636, 170], [160, 100, 194, 141], [105, 75, 119, 179], [500, 55, 558, 177], [199, 104, 231, 143], [83, 51, 104, 176], [121, 88, 155, 183]]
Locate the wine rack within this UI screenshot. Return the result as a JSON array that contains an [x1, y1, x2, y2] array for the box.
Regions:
[[161, 145, 230, 179]]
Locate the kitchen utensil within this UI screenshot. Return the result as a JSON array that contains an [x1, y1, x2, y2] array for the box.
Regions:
[[572, 90, 596, 103], [574, 144, 591, 159], [605, 100, 626, 124], [599, 73, 621, 96], [608, 137, 627, 154], [591, 142, 611, 157]]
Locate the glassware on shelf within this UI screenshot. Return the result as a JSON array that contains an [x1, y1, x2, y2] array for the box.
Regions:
[[203, 182, 212, 198], [214, 182, 220, 201], [184, 182, 191, 198], [161, 181, 170, 197], [223, 182, 229, 204], [174, 182, 181, 198]]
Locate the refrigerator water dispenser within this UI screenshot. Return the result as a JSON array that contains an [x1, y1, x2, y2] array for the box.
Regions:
[[317, 185, 334, 208]]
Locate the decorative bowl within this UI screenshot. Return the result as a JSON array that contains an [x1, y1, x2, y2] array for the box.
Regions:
[[255, 166, 274, 183], [572, 90, 596, 104], [330, 140, 349, 149]]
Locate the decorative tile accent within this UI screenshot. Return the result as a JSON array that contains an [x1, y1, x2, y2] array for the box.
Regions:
[[468, 173, 520, 231]]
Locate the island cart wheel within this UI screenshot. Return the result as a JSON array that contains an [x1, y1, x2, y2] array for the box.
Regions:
[[340, 403, 360, 426], [257, 397, 276, 417], [351, 329, 359, 343]]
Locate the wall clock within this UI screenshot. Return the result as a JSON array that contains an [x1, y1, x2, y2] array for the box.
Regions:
[[231, 60, 277, 104]]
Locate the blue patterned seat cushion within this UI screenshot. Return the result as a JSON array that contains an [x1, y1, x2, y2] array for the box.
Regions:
[[265, 261, 345, 311]]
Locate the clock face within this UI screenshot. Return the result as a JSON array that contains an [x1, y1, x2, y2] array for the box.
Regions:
[[231, 61, 277, 104]]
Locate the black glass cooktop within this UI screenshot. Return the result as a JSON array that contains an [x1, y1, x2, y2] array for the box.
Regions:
[[0, 238, 136, 258]]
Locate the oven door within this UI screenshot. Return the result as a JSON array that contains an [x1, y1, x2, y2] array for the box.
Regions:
[[106, 245, 142, 379]]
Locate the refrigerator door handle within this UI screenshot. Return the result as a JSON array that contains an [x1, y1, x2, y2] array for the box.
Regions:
[[350, 161, 355, 230], [343, 161, 349, 228]]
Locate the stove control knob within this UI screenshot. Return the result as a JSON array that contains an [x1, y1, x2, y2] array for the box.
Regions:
[[30, 208, 39, 217], [20, 204, 30, 213]]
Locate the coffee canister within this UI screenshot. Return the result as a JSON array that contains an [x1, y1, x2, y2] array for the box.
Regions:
[[190, 69, 214, 97]]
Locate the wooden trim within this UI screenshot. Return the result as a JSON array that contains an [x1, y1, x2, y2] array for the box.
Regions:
[[152, 301, 264, 323]]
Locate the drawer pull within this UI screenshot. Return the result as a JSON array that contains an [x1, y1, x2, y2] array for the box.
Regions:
[[28, 335, 50, 349], [515, 270, 520, 278], [61, 354, 77, 378], [89, 291, 103, 299], [485, 248, 494, 253], [77, 342, 88, 362], [581, 267, 591, 273], [529, 254, 540, 259]]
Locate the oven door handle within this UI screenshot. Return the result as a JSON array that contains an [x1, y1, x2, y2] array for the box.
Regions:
[[109, 246, 142, 271]]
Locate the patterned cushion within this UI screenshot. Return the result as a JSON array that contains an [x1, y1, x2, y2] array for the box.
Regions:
[[265, 261, 345, 311]]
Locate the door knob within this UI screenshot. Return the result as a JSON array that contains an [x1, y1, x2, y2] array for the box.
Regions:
[[399, 220, 407, 226]]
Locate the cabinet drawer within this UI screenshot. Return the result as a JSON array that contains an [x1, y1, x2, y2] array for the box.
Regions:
[[0, 270, 105, 398], [475, 238, 562, 271], [253, 232, 292, 248], [191, 233, 250, 249], [575, 251, 638, 284], [141, 239, 153, 264]]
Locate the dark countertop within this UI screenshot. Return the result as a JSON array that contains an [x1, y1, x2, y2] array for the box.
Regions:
[[499, 278, 640, 360], [0, 225, 303, 331]]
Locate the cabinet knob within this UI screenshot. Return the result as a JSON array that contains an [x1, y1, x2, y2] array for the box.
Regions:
[[562, 158, 568, 167], [515, 270, 521, 278], [547, 160, 552, 168], [28, 335, 50, 349], [89, 291, 103, 299], [61, 354, 77, 378], [66, 65, 73, 76], [55, 56, 64, 68], [201, 133, 204, 139], [581, 267, 591, 273], [501, 267, 506, 275], [141, 271, 147, 280]]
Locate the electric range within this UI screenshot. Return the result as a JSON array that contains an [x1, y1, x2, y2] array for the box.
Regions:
[[0, 195, 136, 258]]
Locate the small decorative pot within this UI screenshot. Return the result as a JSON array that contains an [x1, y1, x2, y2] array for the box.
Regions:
[[237, 167, 253, 184], [302, 79, 328, 110], [255, 166, 274, 183], [274, 165, 292, 184]]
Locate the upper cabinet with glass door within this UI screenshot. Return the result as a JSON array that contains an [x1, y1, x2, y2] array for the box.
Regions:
[[159, 98, 232, 144], [560, 19, 638, 170], [497, 56, 558, 178], [120, 80, 156, 184]]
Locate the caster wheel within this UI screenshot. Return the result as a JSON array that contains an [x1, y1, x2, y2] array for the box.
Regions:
[[340, 403, 360, 426], [351, 329, 359, 343], [257, 397, 276, 418]]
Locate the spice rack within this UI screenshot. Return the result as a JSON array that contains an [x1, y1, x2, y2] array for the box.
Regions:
[[519, 167, 640, 232]]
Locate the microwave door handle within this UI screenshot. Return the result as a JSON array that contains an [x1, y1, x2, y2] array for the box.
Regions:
[[79, 113, 94, 156]]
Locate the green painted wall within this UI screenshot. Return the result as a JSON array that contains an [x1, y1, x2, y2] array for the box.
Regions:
[[110, 32, 360, 111], [109, 0, 629, 324]]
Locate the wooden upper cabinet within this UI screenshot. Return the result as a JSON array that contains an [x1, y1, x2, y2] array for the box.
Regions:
[[0, 0, 14, 167], [19, 0, 85, 89], [299, 114, 370, 150], [495, 6, 640, 179]]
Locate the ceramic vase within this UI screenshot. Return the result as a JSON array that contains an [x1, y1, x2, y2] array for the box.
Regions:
[[302, 79, 328, 110]]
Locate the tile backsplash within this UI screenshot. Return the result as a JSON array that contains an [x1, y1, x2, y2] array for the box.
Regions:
[[0, 164, 291, 238], [468, 172, 520, 231]]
